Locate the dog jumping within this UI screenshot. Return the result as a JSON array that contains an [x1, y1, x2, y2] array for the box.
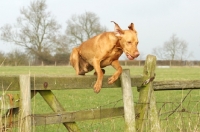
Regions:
[[70, 21, 139, 93]]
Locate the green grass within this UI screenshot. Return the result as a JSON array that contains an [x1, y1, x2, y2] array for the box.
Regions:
[[1, 65, 199, 80], [0, 66, 200, 131]]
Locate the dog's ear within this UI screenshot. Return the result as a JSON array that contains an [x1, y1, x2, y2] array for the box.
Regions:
[[128, 23, 134, 30], [128, 23, 137, 34], [111, 21, 124, 37]]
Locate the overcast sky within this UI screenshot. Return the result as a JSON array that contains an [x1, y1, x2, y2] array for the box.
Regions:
[[0, 0, 200, 60]]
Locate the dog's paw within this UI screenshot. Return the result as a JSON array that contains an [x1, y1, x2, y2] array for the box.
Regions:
[[94, 82, 102, 93], [108, 76, 116, 84]]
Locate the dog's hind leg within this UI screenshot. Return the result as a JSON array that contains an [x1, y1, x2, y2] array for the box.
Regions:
[[70, 48, 80, 75]]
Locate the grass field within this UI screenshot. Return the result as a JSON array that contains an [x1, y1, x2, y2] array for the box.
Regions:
[[0, 66, 200, 132]]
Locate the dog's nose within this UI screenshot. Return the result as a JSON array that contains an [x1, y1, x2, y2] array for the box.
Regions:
[[135, 52, 140, 58]]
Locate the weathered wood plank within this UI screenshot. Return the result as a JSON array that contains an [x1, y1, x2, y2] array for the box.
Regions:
[[0, 75, 199, 91], [153, 80, 200, 90], [31, 107, 124, 126], [120, 69, 136, 132], [32, 75, 120, 90], [19, 75, 31, 132], [0, 75, 143, 91], [38, 90, 80, 132], [2, 107, 124, 126], [0, 75, 20, 91], [135, 55, 161, 132]]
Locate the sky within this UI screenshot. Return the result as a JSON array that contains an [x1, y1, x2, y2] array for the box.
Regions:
[[0, 0, 200, 60]]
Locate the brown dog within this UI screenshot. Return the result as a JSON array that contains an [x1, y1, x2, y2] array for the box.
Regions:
[[70, 21, 139, 93]]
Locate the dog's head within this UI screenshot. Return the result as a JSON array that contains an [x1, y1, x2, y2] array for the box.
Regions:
[[112, 21, 139, 60]]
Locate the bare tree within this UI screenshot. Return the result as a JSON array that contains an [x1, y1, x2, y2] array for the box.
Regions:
[[178, 40, 193, 60], [152, 34, 193, 60], [163, 34, 180, 60], [152, 46, 165, 60], [65, 11, 107, 48], [53, 34, 71, 65], [54, 35, 70, 54], [0, 0, 61, 63]]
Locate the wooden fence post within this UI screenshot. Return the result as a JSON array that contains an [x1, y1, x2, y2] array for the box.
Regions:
[[38, 90, 80, 132], [135, 55, 161, 132], [0, 111, 2, 131], [120, 69, 136, 132], [19, 75, 31, 132]]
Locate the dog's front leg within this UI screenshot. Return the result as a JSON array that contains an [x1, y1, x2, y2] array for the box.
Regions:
[[108, 60, 122, 84], [93, 59, 104, 93]]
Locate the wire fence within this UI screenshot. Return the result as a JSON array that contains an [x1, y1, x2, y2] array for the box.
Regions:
[[140, 89, 200, 132], [1, 90, 200, 132], [158, 92, 200, 132]]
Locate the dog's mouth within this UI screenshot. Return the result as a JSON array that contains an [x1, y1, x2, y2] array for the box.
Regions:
[[126, 53, 135, 60]]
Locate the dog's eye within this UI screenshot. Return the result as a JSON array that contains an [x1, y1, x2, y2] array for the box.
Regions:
[[127, 41, 132, 44]]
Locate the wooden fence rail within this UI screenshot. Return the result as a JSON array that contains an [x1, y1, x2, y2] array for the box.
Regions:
[[0, 75, 143, 91], [0, 75, 199, 91]]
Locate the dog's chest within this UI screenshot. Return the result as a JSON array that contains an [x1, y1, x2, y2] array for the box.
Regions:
[[101, 47, 123, 66], [108, 47, 123, 58]]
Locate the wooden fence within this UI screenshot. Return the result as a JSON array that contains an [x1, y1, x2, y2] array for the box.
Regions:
[[0, 55, 200, 132], [119, 60, 200, 66]]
